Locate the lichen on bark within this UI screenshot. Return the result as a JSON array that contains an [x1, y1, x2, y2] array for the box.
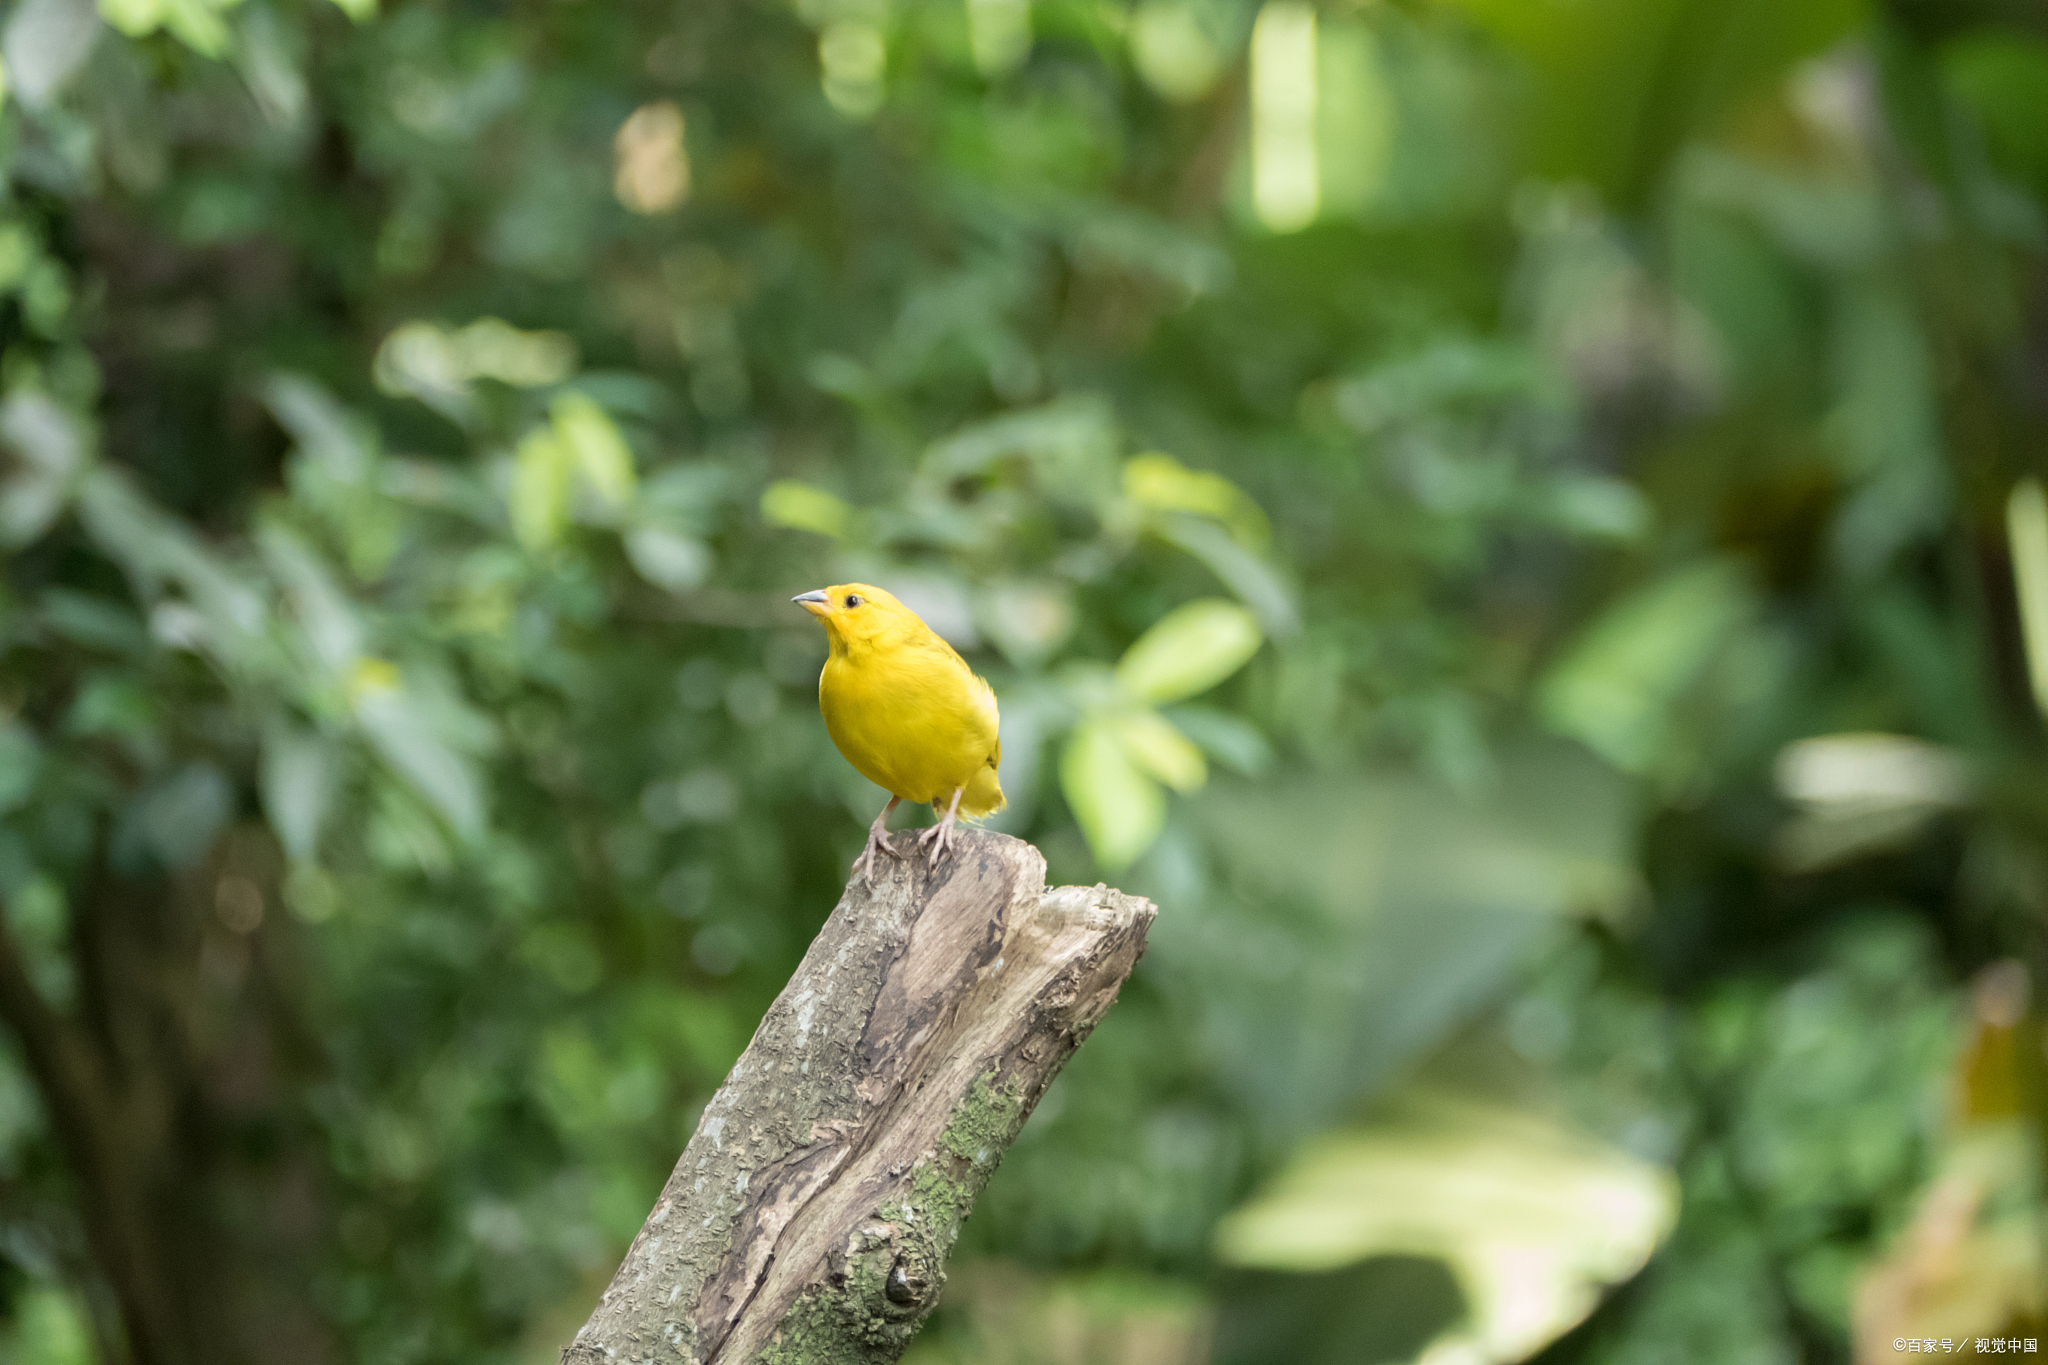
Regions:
[[750, 1069, 1031, 1364]]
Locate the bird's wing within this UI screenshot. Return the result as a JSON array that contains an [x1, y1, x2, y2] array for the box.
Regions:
[[928, 638, 1001, 761], [969, 666, 1000, 749]]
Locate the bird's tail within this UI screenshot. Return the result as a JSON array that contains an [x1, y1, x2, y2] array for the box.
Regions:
[[960, 761, 1005, 819]]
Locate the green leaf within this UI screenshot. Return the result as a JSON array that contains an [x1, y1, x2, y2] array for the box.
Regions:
[[75, 470, 268, 655], [6, 0, 99, 110], [262, 373, 376, 483], [1541, 474, 1652, 542], [1335, 338, 1553, 434], [137, 763, 233, 869], [262, 723, 337, 861], [258, 522, 363, 676], [1129, 0, 1224, 102], [975, 579, 1075, 669], [39, 590, 148, 655], [761, 479, 852, 539], [1153, 515, 1300, 638], [1115, 598, 1263, 704], [1124, 452, 1270, 551], [460, 317, 575, 387], [0, 1287, 93, 1365], [0, 724, 41, 814], [352, 671, 488, 841], [98, 0, 165, 38], [232, 5, 305, 131], [920, 396, 1119, 507], [63, 673, 158, 741], [0, 391, 89, 548], [1214, 1089, 1677, 1362], [1538, 558, 1754, 774], [1115, 709, 1207, 792], [372, 321, 474, 425], [623, 525, 712, 591], [159, 0, 237, 57], [1060, 718, 1165, 872], [552, 392, 635, 515], [1164, 704, 1273, 777], [509, 427, 571, 550]]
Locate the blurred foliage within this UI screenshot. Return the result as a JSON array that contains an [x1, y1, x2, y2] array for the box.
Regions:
[[0, 0, 2042, 1361]]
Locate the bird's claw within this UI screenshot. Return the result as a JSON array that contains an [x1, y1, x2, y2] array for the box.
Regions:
[[916, 819, 953, 871], [852, 798, 906, 883], [852, 830, 903, 883], [916, 787, 967, 872]]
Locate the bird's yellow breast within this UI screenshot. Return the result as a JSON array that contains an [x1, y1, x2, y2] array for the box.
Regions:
[[818, 634, 1004, 816]]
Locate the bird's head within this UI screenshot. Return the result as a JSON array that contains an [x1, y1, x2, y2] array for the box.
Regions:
[[792, 583, 917, 651]]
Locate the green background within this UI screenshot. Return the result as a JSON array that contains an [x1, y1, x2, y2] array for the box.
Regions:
[[0, 0, 2044, 1359]]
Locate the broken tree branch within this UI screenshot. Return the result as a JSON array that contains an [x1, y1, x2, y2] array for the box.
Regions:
[[561, 830, 1155, 1365]]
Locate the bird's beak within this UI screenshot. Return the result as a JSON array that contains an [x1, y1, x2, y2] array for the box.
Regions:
[[792, 589, 830, 618]]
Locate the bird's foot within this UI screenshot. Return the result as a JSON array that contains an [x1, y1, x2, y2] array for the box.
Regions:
[[915, 819, 953, 871], [852, 830, 900, 883], [917, 788, 967, 872], [851, 834, 909, 888], [853, 802, 905, 882]]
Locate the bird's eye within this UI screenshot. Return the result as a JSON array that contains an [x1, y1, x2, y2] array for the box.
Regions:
[[844, 594, 862, 608]]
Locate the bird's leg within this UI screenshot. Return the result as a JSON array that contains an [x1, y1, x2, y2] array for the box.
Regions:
[[853, 796, 903, 882], [917, 786, 967, 871]]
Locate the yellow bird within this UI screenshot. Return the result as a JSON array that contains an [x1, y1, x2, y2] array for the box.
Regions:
[[793, 583, 1004, 878]]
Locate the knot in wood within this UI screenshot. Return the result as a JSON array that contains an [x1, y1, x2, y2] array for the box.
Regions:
[[882, 1247, 935, 1314]]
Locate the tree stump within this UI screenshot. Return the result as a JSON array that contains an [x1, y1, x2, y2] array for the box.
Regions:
[[561, 830, 1156, 1365]]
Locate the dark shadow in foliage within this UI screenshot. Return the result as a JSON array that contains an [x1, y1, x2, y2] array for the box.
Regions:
[[1212, 1256, 1466, 1365]]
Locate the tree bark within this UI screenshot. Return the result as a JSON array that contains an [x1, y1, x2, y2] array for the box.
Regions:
[[560, 830, 1156, 1365]]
